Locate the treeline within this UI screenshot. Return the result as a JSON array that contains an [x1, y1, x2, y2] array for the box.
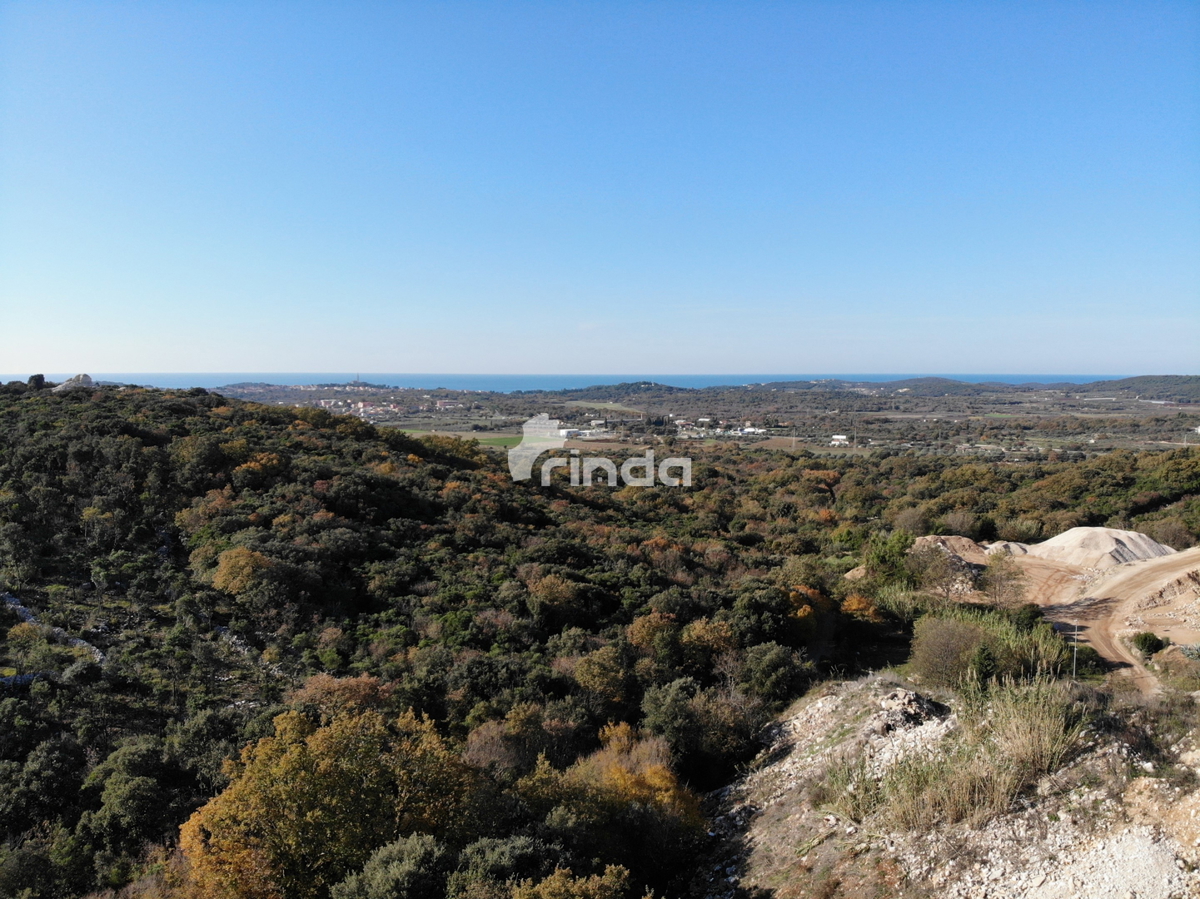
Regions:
[[0, 382, 1197, 898]]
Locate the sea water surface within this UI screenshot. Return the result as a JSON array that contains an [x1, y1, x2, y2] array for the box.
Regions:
[[3, 373, 1128, 392]]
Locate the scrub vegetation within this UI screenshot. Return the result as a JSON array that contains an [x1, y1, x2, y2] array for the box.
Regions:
[[0, 380, 1197, 898]]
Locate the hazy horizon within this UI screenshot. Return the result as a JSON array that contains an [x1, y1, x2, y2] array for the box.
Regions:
[[0, 371, 1177, 393]]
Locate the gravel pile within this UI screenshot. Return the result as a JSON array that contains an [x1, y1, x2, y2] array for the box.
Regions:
[[994, 527, 1177, 570]]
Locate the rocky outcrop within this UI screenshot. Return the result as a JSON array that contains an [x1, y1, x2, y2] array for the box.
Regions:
[[911, 535, 991, 567], [51, 373, 95, 393], [2, 593, 105, 663], [697, 676, 1200, 899]]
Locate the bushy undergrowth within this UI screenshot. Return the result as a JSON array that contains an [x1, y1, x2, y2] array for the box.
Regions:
[[840, 599, 1086, 831], [871, 586, 938, 625], [1101, 689, 1200, 772], [0, 384, 1195, 898], [908, 606, 1068, 687], [822, 677, 1087, 831], [1132, 631, 1167, 657]]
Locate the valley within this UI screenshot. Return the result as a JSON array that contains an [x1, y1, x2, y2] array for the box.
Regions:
[[0, 380, 1199, 898]]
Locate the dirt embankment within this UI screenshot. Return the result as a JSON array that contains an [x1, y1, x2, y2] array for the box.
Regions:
[[1048, 548, 1200, 693], [921, 528, 1200, 694]]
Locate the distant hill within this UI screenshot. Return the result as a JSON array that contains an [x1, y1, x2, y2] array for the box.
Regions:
[[744, 375, 1200, 402], [1071, 376, 1200, 403], [517, 380, 696, 399], [476, 374, 1200, 403], [211, 375, 1200, 403]]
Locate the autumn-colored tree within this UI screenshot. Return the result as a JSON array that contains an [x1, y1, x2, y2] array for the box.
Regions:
[[511, 866, 632, 899], [527, 574, 581, 621], [573, 645, 629, 707], [678, 617, 735, 674], [516, 725, 701, 894], [390, 710, 486, 842], [800, 469, 841, 502], [232, 452, 288, 488], [210, 547, 273, 596], [840, 593, 882, 621], [179, 710, 481, 899], [463, 701, 586, 775], [626, 612, 676, 652], [288, 673, 395, 718]]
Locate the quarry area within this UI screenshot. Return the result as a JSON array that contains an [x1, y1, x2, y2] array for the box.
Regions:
[[701, 527, 1200, 899], [924, 527, 1200, 696]]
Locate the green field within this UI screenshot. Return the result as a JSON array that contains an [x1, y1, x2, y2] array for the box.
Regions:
[[392, 429, 522, 448], [564, 400, 643, 413]]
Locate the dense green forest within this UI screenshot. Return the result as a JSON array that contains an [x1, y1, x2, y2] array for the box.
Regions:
[[1, 383, 1198, 899]]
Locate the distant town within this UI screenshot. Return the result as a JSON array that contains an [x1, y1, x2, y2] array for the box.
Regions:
[[211, 375, 1200, 459]]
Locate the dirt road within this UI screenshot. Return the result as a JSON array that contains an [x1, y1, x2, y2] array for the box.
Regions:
[[1015, 547, 1200, 694]]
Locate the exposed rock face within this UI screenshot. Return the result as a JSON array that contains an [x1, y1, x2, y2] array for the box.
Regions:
[[698, 677, 1200, 899], [51, 374, 95, 393], [696, 680, 962, 899], [911, 535, 990, 567], [2, 593, 105, 663], [987, 540, 1029, 556], [876, 688, 949, 729]]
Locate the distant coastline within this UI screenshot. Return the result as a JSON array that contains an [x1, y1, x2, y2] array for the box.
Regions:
[[0, 372, 1136, 393]]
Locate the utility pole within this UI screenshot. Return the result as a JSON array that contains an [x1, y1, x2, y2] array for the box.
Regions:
[[1072, 619, 1079, 679]]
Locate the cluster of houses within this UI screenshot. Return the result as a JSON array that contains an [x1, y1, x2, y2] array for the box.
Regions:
[[312, 396, 476, 420], [670, 415, 768, 438], [557, 421, 614, 439], [315, 398, 407, 418], [293, 382, 388, 393]]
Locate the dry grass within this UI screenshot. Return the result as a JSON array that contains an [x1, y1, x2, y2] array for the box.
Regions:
[[820, 677, 1086, 832], [872, 585, 943, 624], [817, 749, 881, 823], [909, 607, 1069, 686]]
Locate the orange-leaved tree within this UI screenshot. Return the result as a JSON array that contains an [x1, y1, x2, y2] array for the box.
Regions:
[[516, 723, 701, 895], [179, 710, 481, 899]]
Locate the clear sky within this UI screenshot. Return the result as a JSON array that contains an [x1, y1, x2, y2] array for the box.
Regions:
[[1, 1, 1197, 376]]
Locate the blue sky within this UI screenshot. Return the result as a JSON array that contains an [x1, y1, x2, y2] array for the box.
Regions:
[[1, 1, 1197, 375]]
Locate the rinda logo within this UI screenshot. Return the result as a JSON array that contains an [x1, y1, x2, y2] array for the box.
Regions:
[[508, 414, 692, 488], [508, 414, 568, 481]]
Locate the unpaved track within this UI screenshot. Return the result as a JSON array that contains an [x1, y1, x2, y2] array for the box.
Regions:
[[1015, 547, 1200, 694]]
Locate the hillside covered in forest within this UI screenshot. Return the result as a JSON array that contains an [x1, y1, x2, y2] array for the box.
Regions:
[[1, 381, 1199, 899]]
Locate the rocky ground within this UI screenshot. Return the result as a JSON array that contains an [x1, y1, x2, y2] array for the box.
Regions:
[[695, 677, 1200, 899]]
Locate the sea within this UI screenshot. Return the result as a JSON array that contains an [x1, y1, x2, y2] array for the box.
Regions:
[[3, 373, 1129, 393]]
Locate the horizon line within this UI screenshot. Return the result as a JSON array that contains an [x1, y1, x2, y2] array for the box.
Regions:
[[6, 372, 1181, 380]]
